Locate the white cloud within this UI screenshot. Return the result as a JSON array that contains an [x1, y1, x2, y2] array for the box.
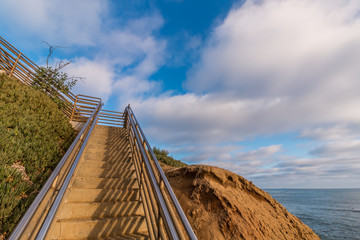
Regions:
[[309, 140, 360, 157], [3, 0, 360, 187], [199, 144, 283, 179], [131, 0, 360, 147], [66, 58, 114, 102], [238, 145, 282, 161], [97, 14, 166, 70], [184, 0, 360, 133], [1, 1, 166, 106], [113, 76, 160, 106], [300, 124, 360, 141], [125, 14, 164, 37], [0, 0, 107, 46], [187, 0, 360, 97], [130, 0, 360, 187], [132, 93, 287, 144], [199, 144, 360, 188], [65, 20, 166, 104]]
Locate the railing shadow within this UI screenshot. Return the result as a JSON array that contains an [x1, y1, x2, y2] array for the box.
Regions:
[[83, 125, 148, 238]]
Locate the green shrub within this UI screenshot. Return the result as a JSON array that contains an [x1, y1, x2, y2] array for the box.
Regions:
[[32, 65, 77, 108], [0, 74, 75, 238], [153, 147, 187, 168]]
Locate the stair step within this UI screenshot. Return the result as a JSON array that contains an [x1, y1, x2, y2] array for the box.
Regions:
[[95, 232, 149, 240], [66, 189, 140, 202], [89, 134, 127, 139], [84, 148, 130, 155], [92, 128, 126, 134], [86, 140, 111, 146], [49, 216, 147, 239], [88, 136, 126, 142], [87, 142, 130, 151], [81, 158, 131, 164], [80, 159, 134, 169], [87, 147, 130, 152], [83, 152, 130, 159], [93, 127, 125, 132], [77, 167, 136, 178], [90, 131, 127, 137], [44, 125, 150, 239], [83, 153, 132, 162], [56, 232, 149, 240], [85, 143, 129, 149], [72, 177, 138, 189], [58, 201, 144, 219]]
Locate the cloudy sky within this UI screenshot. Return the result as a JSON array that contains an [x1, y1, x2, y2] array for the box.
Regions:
[[1, 0, 360, 188]]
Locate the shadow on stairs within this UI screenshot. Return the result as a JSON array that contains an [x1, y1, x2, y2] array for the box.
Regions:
[[46, 125, 149, 240]]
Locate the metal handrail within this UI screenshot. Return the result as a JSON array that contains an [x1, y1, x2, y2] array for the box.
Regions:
[[0, 35, 76, 119], [3, 35, 197, 239], [36, 102, 103, 239], [70, 94, 102, 122], [9, 102, 103, 240], [0, 36, 38, 70], [97, 109, 124, 127], [124, 106, 197, 240]]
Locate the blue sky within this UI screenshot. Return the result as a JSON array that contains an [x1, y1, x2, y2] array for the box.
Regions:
[[1, 0, 360, 188]]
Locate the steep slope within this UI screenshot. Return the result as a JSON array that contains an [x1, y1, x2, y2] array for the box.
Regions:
[[165, 165, 320, 240], [0, 73, 75, 239]]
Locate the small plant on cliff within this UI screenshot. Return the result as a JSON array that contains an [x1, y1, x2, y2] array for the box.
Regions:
[[153, 147, 187, 168], [33, 62, 77, 107], [32, 42, 80, 108]]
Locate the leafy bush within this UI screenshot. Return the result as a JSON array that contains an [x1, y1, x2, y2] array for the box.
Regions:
[[32, 63, 77, 108], [0, 74, 75, 238], [153, 147, 187, 168]]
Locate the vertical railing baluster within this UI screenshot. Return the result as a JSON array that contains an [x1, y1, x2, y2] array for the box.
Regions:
[[70, 95, 79, 121], [9, 52, 21, 77]]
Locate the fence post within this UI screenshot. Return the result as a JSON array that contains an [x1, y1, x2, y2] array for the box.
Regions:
[[123, 104, 130, 128], [70, 95, 79, 121], [9, 52, 21, 77]]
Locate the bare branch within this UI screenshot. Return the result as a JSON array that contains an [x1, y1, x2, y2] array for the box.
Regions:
[[42, 41, 67, 67]]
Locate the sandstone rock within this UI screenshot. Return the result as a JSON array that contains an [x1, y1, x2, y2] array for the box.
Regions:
[[165, 165, 320, 240]]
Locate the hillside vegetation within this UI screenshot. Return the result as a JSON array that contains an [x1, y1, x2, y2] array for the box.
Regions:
[[153, 147, 187, 168], [0, 74, 75, 238]]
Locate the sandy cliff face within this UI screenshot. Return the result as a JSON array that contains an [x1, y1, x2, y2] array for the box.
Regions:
[[165, 165, 320, 240]]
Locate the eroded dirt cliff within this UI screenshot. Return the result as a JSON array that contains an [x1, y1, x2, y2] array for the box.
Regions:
[[165, 165, 320, 240]]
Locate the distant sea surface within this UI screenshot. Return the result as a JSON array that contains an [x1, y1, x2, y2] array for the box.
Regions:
[[266, 189, 360, 240]]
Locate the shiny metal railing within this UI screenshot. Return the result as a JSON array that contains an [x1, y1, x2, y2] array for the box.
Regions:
[[124, 106, 197, 240], [9, 102, 103, 240], [0, 35, 76, 119], [70, 94, 102, 122], [97, 109, 124, 127], [0, 36, 37, 85], [3, 35, 197, 239]]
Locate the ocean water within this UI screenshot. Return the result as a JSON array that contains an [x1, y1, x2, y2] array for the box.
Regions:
[[266, 189, 360, 240]]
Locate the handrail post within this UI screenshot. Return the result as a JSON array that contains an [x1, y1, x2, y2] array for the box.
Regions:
[[123, 104, 130, 128], [35, 103, 102, 239], [9, 52, 21, 77], [70, 95, 79, 121], [0, 35, 84, 121], [127, 106, 198, 240], [9, 102, 102, 240]]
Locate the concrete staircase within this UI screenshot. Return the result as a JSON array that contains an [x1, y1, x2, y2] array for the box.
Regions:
[[46, 125, 149, 239]]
